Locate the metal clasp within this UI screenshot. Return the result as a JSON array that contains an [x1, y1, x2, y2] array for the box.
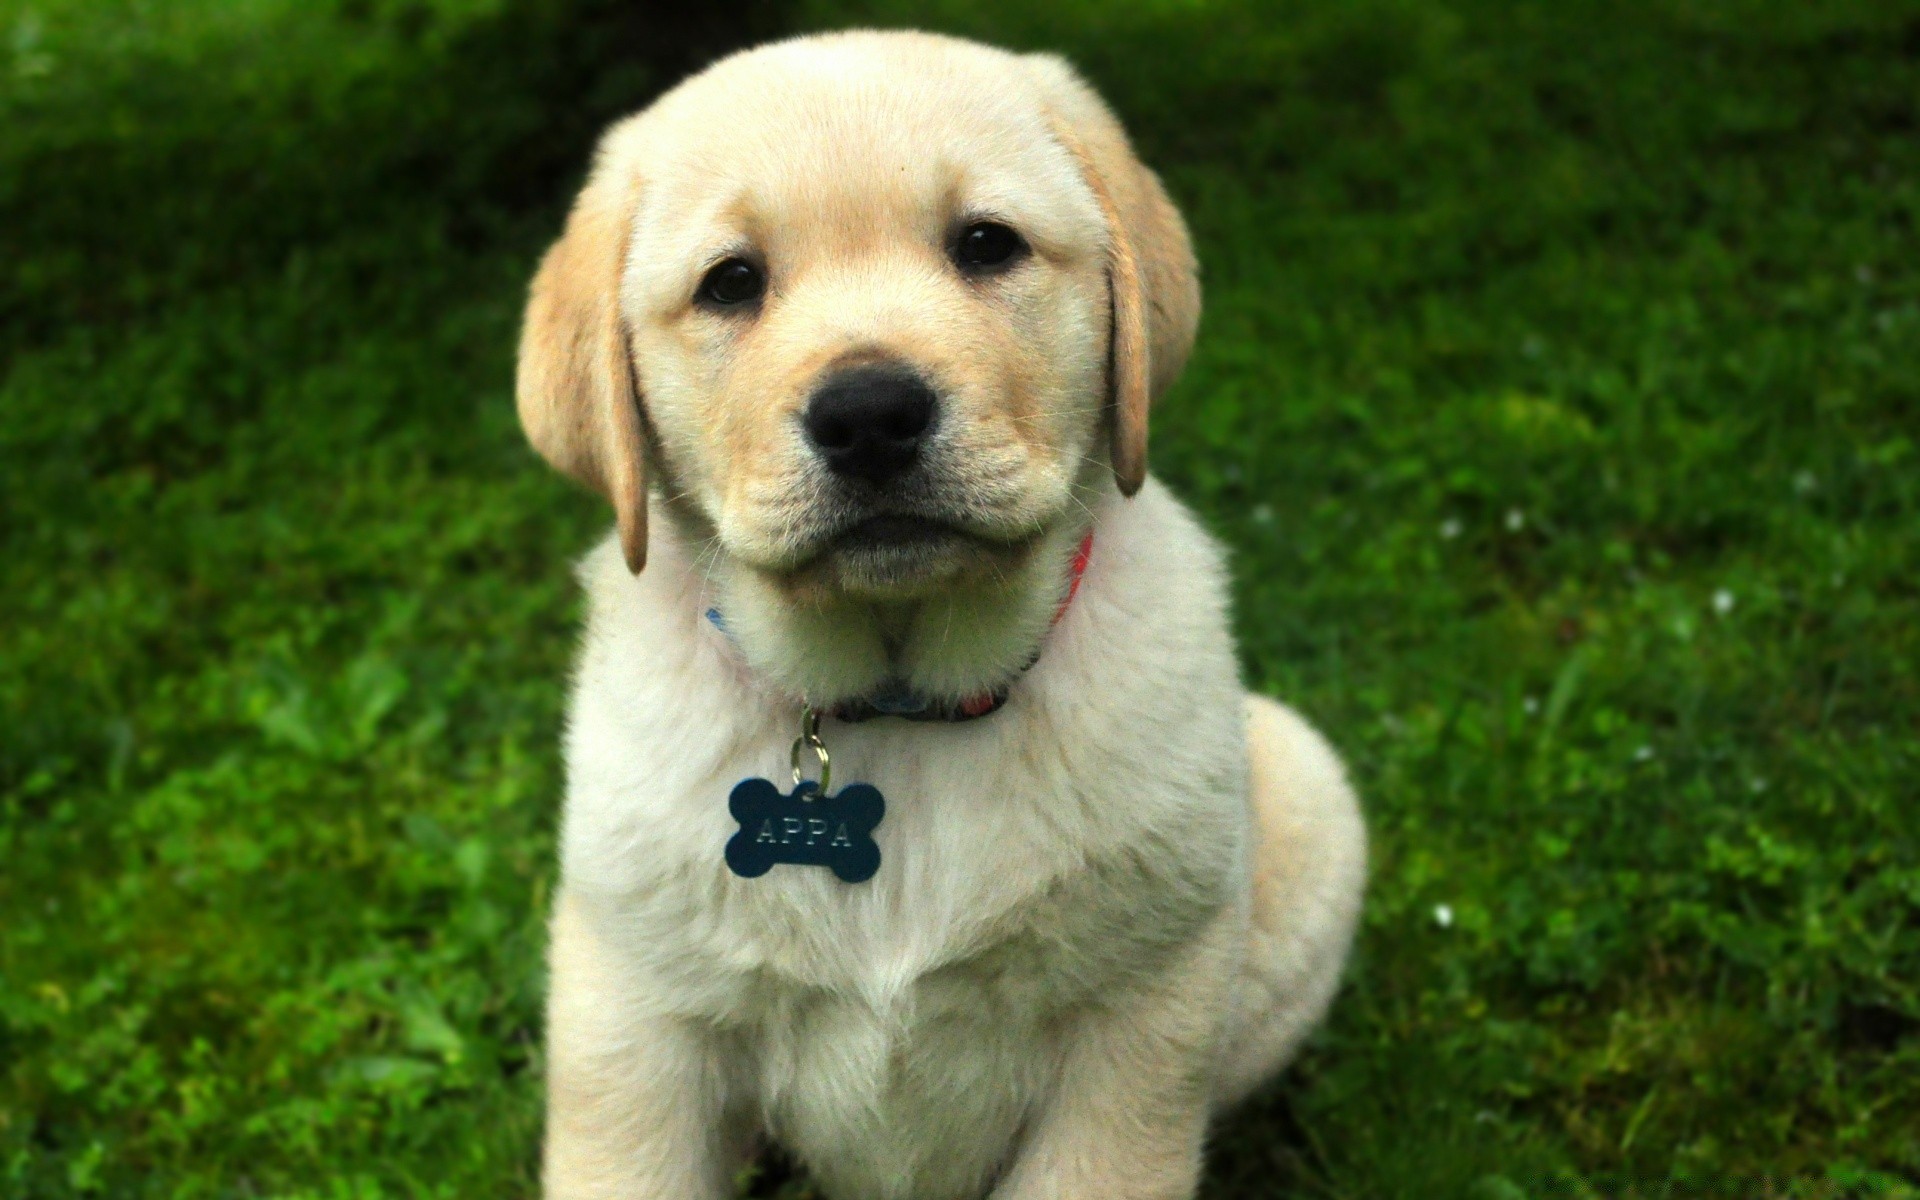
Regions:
[[789, 706, 830, 794]]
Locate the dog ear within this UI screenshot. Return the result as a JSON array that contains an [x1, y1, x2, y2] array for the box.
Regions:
[[1028, 54, 1201, 496], [516, 156, 650, 573]]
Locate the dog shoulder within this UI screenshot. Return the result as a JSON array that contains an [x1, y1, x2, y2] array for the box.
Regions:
[[561, 532, 783, 889]]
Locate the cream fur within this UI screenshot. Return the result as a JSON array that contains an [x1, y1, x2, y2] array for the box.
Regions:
[[521, 30, 1368, 1200]]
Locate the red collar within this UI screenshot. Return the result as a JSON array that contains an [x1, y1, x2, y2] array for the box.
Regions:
[[1055, 529, 1095, 623]]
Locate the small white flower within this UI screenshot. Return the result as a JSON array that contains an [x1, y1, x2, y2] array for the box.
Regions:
[[1505, 508, 1525, 532], [1440, 517, 1463, 540], [1522, 695, 1540, 716], [1712, 589, 1735, 616], [1251, 503, 1274, 525], [1633, 744, 1655, 763], [1433, 904, 1454, 929], [1750, 778, 1769, 794], [1793, 470, 1818, 495]]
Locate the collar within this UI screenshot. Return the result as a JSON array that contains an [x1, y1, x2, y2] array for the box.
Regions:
[[706, 530, 1094, 724]]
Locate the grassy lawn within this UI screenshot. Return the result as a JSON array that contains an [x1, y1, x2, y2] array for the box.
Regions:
[[3, 0, 1916, 1195]]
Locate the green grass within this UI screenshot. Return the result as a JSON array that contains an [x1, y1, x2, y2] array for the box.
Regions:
[[3, 0, 1916, 1195]]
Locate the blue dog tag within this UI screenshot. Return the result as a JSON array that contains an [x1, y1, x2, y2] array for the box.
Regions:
[[724, 778, 885, 883]]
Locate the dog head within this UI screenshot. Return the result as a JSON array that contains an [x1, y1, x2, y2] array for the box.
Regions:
[[518, 32, 1199, 702]]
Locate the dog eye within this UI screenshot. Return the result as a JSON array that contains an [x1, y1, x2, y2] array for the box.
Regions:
[[697, 258, 765, 307], [952, 222, 1028, 272]]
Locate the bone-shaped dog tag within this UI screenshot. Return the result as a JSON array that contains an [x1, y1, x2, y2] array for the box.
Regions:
[[724, 778, 885, 883]]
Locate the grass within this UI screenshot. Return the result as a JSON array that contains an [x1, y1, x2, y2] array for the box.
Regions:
[[2, 0, 1916, 1195]]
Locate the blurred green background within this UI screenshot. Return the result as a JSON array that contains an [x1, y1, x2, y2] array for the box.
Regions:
[[3, 0, 1917, 1195]]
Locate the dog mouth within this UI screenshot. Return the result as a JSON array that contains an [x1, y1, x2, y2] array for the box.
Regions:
[[824, 514, 983, 582], [834, 514, 966, 552], [775, 511, 1031, 597]]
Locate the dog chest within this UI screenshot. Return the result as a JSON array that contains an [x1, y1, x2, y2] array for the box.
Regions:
[[702, 829, 1238, 1197], [742, 933, 1095, 1200]]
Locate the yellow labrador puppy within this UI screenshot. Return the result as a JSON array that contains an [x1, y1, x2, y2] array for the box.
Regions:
[[517, 30, 1366, 1200]]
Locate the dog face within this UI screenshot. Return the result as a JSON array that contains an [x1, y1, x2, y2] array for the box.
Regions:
[[625, 47, 1113, 600], [517, 32, 1198, 693]]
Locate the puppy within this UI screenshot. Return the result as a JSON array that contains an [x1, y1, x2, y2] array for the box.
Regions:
[[516, 30, 1366, 1200]]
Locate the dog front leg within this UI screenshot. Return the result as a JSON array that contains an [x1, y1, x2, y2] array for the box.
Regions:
[[989, 913, 1239, 1200], [543, 891, 739, 1200]]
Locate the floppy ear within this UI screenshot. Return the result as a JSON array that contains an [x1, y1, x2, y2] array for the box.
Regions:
[[1027, 54, 1201, 496], [516, 157, 650, 572]]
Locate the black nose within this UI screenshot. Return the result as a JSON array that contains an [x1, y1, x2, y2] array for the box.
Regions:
[[803, 365, 938, 485]]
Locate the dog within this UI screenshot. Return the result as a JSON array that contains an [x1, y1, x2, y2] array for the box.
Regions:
[[515, 30, 1367, 1200]]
